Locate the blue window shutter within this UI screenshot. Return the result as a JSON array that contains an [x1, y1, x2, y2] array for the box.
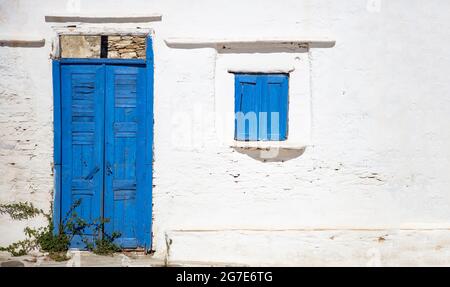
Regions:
[[235, 74, 259, 140], [234, 74, 288, 141], [265, 74, 288, 140]]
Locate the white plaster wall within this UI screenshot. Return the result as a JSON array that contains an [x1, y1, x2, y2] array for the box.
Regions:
[[1, 0, 450, 266]]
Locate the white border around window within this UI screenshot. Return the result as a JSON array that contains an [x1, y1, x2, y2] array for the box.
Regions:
[[214, 52, 312, 150]]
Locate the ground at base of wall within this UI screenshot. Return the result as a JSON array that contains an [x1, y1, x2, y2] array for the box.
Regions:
[[0, 251, 240, 267], [0, 251, 167, 267]]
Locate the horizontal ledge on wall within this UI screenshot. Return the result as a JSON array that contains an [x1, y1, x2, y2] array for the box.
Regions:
[[0, 37, 45, 47], [231, 141, 307, 150], [52, 27, 152, 36], [165, 38, 336, 50], [45, 14, 162, 23], [228, 66, 295, 74]]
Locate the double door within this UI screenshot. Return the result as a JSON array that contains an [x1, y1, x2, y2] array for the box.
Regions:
[[60, 63, 152, 249]]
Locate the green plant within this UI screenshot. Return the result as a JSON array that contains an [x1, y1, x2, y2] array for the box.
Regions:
[[90, 232, 122, 255], [0, 201, 78, 260], [0, 202, 43, 220], [0, 202, 47, 257], [0, 200, 122, 261], [82, 217, 122, 256]]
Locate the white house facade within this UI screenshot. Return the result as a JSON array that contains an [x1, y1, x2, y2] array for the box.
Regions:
[[1, 0, 450, 266]]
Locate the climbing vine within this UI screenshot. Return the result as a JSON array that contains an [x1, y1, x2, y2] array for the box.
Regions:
[[0, 200, 121, 261], [0, 202, 43, 220]]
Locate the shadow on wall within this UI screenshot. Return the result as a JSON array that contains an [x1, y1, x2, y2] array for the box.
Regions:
[[233, 147, 306, 162]]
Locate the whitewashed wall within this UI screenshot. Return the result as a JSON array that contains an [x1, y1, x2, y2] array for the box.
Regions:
[[1, 0, 450, 266]]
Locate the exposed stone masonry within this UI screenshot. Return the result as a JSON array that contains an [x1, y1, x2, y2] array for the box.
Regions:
[[107, 36, 146, 59], [59, 35, 146, 59]]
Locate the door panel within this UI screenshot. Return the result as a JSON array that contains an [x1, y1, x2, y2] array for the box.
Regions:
[[60, 62, 151, 249], [61, 65, 105, 247], [104, 65, 148, 248]]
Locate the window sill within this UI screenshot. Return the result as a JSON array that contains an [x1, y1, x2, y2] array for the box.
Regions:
[[230, 140, 307, 150]]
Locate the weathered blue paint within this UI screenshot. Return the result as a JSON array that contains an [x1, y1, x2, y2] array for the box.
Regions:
[[53, 39, 154, 250], [61, 64, 105, 248], [52, 60, 62, 234], [143, 36, 154, 250], [103, 65, 148, 248], [234, 73, 289, 141]]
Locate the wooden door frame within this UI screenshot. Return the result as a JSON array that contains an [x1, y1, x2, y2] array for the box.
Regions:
[[52, 35, 154, 250]]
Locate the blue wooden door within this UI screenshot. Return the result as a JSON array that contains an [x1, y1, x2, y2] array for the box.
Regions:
[[61, 65, 105, 247], [104, 65, 151, 248], [60, 63, 151, 249]]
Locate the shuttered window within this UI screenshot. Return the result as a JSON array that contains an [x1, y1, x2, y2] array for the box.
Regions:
[[234, 74, 289, 141]]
